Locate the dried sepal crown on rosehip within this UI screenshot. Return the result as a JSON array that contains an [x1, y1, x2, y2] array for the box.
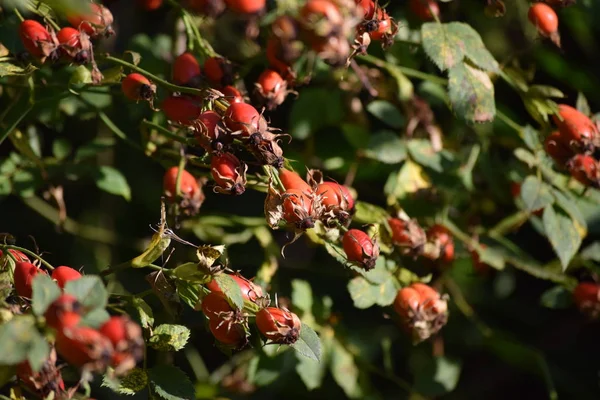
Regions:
[[394, 282, 448, 343]]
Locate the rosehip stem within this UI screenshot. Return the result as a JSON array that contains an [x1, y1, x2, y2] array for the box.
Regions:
[[13, 8, 24, 22], [1, 245, 55, 270]]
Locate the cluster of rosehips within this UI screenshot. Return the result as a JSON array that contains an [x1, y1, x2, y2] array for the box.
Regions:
[[199, 272, 301, 348], [5, 253, 142, 397], [354, 0, 398, 53], [393, 282, 448, 343], [544, 104, 600, 187], [18, 2, 113, 76], [266, 168, 355, 235]]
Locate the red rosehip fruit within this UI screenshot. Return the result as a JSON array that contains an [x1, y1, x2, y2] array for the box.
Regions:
[[254, 69, 290, 110], [224, 103, 261, 136], [99, 316, 144, 374], [568, 154, 599, 187], [553, 104, 598, 148], [161, 95, 202, 125], [356, 0, 376, 19], [279, 169, 313, 194], [222, 85, 244, 103], [14, 261, 48, 298], [51, 266, 82, 289], [122, 73, 155, 101], [224, 0, 265, 14], [163, 167, 201, 201], [67, 3, 114, 37], [0, 249, 30, 263], [573, 282, 600, 318], [200, 292, 235, 319], [426, 224, 455, 264], [44, 294, 82, 330], [409, 0, 439, 21], [172, 52, 201, 86], [209, 318, 245, 346], [316, 182, 354, 210], [19, 20, 55, 59], [393, 286, 420, 319], [211, 152, 247, 195], [56, 326, 113, 368], [255, 307, 301, 344], [203, 56, 233, 86], [342, 229, 379, 270], [138, 0, 164, 10], [544, 130, 574, 166], [528, 3, 560, 46], [206, 274, 264, 303], [282, 189, 315, 229], [195, 110, 223, 141]]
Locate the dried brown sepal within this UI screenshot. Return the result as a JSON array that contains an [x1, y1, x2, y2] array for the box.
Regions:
[[399, 292, 449, 344], [181, 177, 207, 216], [17, 347, 65, 398], [264, 184, 287, 229], [212, 160, 248, 195], [247, 131, 288, 168]]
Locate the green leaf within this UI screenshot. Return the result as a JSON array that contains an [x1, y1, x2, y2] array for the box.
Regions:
[[521, 125, 541, 151], [540, 286, 572, 309], [353, 201, 389, 224], [64, 276, 108, 311], [330, 338, 362, 398], [26, 334, 50, 373], [103, 367, 149, 395], [448, 63, 495, 123], [292, 323, 321, 362], [528, 85, 565, 99], [0, 61, 36, 77], [581, 242, 600, 262], [212, 274, 244, 310], [173, 262, 210, 282], [520, 176, 554, 212], [576, 92, 591, 116], [413, 356, 462, 396], [148, 365, 195, 400], [31, 274, 61, 316], [407, 139, 454, 173], [0, 365, 16, 389], [74, 137, 115, 162], [80, 308, 110, 329], [291, 280, 313, 315], [421, 22, 498, 72], [149, 324, 190, 352], [289, 88, 344, 140], [94, 166, 131, 201], [542, 207, 582, 270], [130, 297, 154, 329], [550, 188, 587, 235], [296, 351, 327, 390], [364, 131, 407, 164], [347, 276, 396, 309], [175, 280, 202, 310], [52, 138, 72, 161], [366, 100, 405, 129], [341, 124, 370, 149], [0, 315, 38, 365]]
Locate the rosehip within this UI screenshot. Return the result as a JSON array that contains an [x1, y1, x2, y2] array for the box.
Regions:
[[393, 283, 448, 343], [568, 154, 599, 187], [573, 282, 600, 318], [99, 316, 144, 374], [356, 0, 376, 19], [300, 0, 344, 29], [44, 294, 82, 330], [255, 69, 290, 110], [0, 249, 30, 263], [387, 217, 426, 252], [393, 287, 420, 319], [200, 292, 235, 319], [224, 0, 265, 14], [195, 110, 223, 142], [528, 3, 560, 46], [56, 26, 88, 62], [369, 11, 394, 41], [19, 20, 55, 59], [56, 326, 113, 368], [342, 229, 379, 270], [266, 39, 295, 80], [203, 56, 233, 86], [409, 0, 440, 21], [552, 105, 598, 148], [138, 0, 164, 10], [172, 52, 201, 86], [209, 318, 245, 346], [211, 152, 247, 195], [17, 349, 65, 397], [426, 224, 454, 264], [51, 266, 83, 289], [67, 3, 114, 37], [255, 307, 301, 344], [163, 167, 201, 201], [206, 274, 264, 303], [122, 73, 155, 101], [411, 283, 448, 315], [279, 169, 313, 194], [224, 103, 261, 136], [14, 261, 48, 298], [161, 95, 202, 125], [544, 130, 573, 166], [282, 189, 315, 229], [316, 182, 354, 210], [222, 85, 244, 103]]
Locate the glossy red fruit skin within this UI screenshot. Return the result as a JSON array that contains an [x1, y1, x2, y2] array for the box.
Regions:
[[394, 287, 420, 319], [203, 57, 229, 86], [388, 218, 410, 245], [211, 153, 240, 184], [56, 326, 113, 367], [369, 12, 392, 41], [409, 0, 439, 21], [67, 3, 113, 36], [300, 0, 343, 26], [568, 154, 599, 186], [56, 27, 80, 48], [206, 274, 263, 302], [224, 0, 265, 14], [98, 316, 128, 346], [0, 249, 30, 263], [342, 229, 378, 270], [163, 167, 200, 201], [222, 85, 244, 103], [316, 182, 354, 210], [224, 103, 260, 136], [172, 52, 201, 86], [196, 111, 222, 140], [356, 0, 376, 19], [19, 20, 53, 57], [51, 266, 82, 289], [45, 294, 81, 330], [121, 73, 154, 101], [553, 105, 598, 145], [200, 292, 234, 319], [573, 282, 600, 309], [257, 70, 284, 93], [279, 169, 312, 193], [14, 262, 48, 298], [255, 307, 301, 344], [209, 318, 245, 345], [528, 3, 558, 36], [161, 95, 202, 125], [544, 130, 574, 166], [427, 224, 455, 264], [411, 283, 447, 315], [283, 189, 313, 225]]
